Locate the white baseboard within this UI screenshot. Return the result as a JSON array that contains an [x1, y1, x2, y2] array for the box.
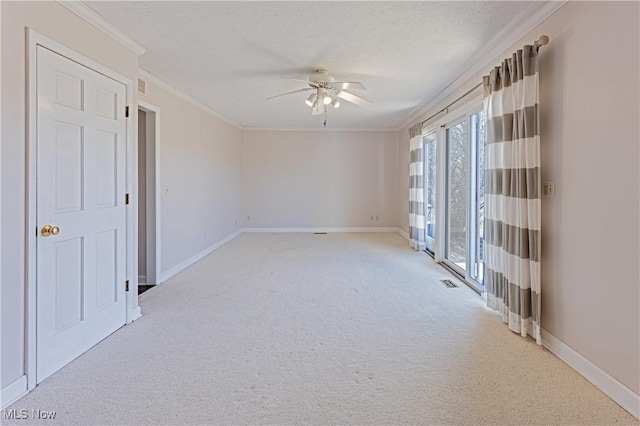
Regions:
[[138, 275, 147, 285], [243, 227, 399, 233], [131, 306, 142, 322], [161, 229, 243, 282], [541, 328, 640, 419], [398, 228, 409, 241], [1, 375, 28, 409]]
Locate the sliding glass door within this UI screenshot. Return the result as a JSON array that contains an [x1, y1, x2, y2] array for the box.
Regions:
[[445, 120, 467, 273], [434, 103, 486, 293], [423, 133, 437, 253], [469, 110, 486, 284]]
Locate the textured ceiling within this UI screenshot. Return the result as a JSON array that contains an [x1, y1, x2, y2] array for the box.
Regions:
[[85, 1, 545, 129]]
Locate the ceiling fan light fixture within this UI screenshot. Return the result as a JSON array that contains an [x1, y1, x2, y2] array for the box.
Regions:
[[331, 98, 340, 108], [305, 93, 317, 107], [323, 94, 332, 105]]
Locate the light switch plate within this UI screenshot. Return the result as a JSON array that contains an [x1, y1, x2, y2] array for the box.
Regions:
[[543, 181, 555, 198]]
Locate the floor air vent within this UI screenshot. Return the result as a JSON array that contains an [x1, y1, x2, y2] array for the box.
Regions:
[[314, 232, 327, 235], [440, 279, 459, 288]]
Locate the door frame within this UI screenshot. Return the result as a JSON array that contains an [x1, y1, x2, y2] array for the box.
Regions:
[[137, 101, 162, 286], [25, 29, 137, 390]]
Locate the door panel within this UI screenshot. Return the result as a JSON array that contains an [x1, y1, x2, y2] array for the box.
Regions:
[[54, 122, 83, 212], [54, 237, 84, 331], [36, 46, 127, 383], [423, 134, 437, 253], [95, 229, 118, 310], [95, 130, 118, 208], [53, 72, 83, 110], [445, 120, 467, 272]]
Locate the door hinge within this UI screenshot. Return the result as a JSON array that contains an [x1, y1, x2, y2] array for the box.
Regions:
[[125, 106, 130, 118], [125, 280, 130, 292], [125, 193, 130, 204]]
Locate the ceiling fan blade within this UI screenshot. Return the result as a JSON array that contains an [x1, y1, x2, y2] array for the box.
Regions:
[[281, 77, 318, 87], [332, 81, 367, 91], [266, 87, 314, 100], [336, 90, 372, 107]]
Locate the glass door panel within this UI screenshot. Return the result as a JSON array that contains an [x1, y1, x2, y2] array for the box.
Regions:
[[423, 134, 437, 253], [445, 120, 467, 272], [469, 110, 486, 286]]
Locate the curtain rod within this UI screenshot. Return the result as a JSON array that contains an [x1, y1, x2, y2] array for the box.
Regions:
[[419, 35, 550, 128]]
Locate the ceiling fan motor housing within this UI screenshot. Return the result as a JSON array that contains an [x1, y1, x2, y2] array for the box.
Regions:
[[309, 69, 336, 89]]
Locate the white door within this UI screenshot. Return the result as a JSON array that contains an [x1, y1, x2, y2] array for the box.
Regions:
[[36, 46, 127, 383]]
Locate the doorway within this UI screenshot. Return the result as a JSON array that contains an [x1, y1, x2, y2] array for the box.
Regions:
[[137, 102, 161, 292]]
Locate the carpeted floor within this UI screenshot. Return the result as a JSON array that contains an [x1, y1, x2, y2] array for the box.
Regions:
[[5, 233, 638, 425]]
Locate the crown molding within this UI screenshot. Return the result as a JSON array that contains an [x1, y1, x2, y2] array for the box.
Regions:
[[244, 127, 398, 132], [398, 0, 567, 131], [56, 1, 147, 55], [138, 69, 243, 130]]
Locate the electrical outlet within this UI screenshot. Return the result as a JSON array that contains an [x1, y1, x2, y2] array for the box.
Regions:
[[543, 181, 555, 198]]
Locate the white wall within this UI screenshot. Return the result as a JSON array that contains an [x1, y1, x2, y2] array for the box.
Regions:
[[242, 130, 399, 229], [0, 1, 139, 390], [399, 1, 639, 396], [138, 83, 243, 274]]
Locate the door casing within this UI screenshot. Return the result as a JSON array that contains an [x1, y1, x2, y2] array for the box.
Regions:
[[26, 29, 138, 390]]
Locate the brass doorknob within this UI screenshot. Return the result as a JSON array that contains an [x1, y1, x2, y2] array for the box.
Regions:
[[41, 225, 60, 237]]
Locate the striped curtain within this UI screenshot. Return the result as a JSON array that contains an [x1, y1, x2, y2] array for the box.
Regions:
[[408, 123, 426, 250], [483, 45, 541, 344]]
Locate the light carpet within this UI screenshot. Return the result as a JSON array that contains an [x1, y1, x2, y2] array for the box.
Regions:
[[5, 232, 638, 425]]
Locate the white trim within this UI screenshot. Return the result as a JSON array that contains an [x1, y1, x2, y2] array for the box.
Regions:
[[26, 29, 136, 389], [243, 227, 399, 233], [131, 306, 142, 322], [161, 230, 243, 282], [137, 100, 162, 285], [541, 328, 640, 420], [1, 376, 28, 409], [139, 69, 242, 130], [56, 1, 147, 55], [244, 127, 398, 132], [398, 0, 567, 130], [124, 66, 136, 327], [397, 228, 409, 241], [26, 28, 38, 391]]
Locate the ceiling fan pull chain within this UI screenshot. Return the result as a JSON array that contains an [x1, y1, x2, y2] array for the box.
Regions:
[[323, 109, 328, 128]]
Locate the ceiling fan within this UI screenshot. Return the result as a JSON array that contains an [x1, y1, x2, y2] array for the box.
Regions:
[[267, 69, 372, 115]]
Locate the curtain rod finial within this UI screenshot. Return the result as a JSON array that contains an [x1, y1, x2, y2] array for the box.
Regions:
[[535, 35, 550, 48]]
